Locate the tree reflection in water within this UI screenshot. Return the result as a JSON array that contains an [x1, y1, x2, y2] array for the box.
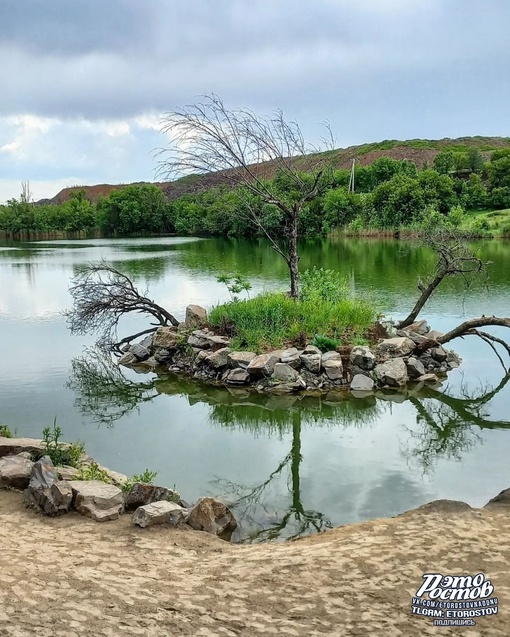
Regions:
[[67, 348, 510, 540]]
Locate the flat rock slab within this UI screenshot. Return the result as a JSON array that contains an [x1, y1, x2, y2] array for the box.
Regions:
[[377, 337, 415, 358], [228, 351, 256, 369], [0, 437, 45, 459], [132, 501, 186, 528], [247, 352, 281, 377], [69, 480, 124, 522], [0, 454, 34, 489]]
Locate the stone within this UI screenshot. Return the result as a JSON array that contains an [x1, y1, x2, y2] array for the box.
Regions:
[[28, 455, 58, 490], [374, 358, 408, 387], [280, 348, 302, 369], [117, 351, 137, 367], [132, 500, 187, 528], [0, 454, 34, 489], [417, 373, 440, 383], [25, 480, 73, 516], [124, 482, 180, 511], [58, 465, 80, 481], [154, 348, 173, 363], [129, 343, 150, 361], [184, 304, 207, 329], [272, 363, 299, 383], [247, 352, 281, 377], [207, 335, 231, 350], [227, 351, 256, 369], [426, 329, 444, 341], [321, 351, 341, 363], [69, 480, 124, 522], [188, 330, 211, 349], [430, 347, 448, 363], [350, 374, 374, 392], [0, 437, 45, 459], [300, 346, 321, 374], [322, 359, 343, 380], [485, 488, 510, 507], [186, 497, 237, 539], [406, 357, 425, 379], [222, 368, 250, 385], [403, 331, 429, 346], [349, 346, 376, 370], [205, 347, 231, 369], [406, 320, 430, 335], [153, 326, 178, 350], [377, 337, 415, 358]]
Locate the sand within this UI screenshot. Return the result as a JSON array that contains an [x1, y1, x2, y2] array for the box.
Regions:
[[0, 491, 508, 636]]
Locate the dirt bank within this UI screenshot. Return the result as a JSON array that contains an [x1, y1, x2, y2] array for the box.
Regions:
[[0, 490, 508, 636]]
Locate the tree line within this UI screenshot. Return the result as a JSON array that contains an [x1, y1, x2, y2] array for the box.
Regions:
[[1, 147, 510, 239]]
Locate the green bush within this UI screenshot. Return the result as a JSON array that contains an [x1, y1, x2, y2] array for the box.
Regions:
[[311, 334, 341, 352], [300, 267, 347, 303], [0, 424, 13, 438], [41, 419, 85, 467], [78, 461, 112, 483], [209, 291, 375, 351], [122, 469, 159, 494]]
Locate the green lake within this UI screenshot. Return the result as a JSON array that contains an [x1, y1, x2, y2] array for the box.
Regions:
[[0, 236, 509, 541]]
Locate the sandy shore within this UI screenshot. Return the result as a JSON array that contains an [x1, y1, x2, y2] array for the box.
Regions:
[[0, 490, 508, 636]]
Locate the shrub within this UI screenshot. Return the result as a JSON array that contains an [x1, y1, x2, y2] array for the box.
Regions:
[[122, 469, 159, 494], [447, 204, 466, 228], [0, 424, 13, 438], [300, 267, 347, 303], [41, 419, 85, 467], [78, 461, 112, 483], [311, 334, 341, 352]]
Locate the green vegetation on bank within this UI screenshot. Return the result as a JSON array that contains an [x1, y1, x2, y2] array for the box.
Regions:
[[209, 267, 376, 351], [2, 142, 510, 238]]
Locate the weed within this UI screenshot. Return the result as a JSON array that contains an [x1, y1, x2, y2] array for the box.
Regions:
[[122, 468, 159, 493], [41, 419, 85, 467], [78, 461, 112, 483], [0, 424, 13, 438], [311, 334, 341, 352], [217, 273, 252, 302]]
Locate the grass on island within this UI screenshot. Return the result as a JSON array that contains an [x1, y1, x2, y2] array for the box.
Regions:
[[209, 268, 376, 352]]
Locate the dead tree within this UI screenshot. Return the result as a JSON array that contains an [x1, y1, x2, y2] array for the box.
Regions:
[[65, 261, 178, 352], [157, 94, 334, 298]]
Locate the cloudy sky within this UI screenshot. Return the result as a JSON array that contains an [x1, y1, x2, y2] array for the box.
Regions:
[[1, 0, 509, 203]]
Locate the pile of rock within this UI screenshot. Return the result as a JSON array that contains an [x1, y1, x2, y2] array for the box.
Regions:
[[0, 437, 237, 540], [117, 307, 461, 396]]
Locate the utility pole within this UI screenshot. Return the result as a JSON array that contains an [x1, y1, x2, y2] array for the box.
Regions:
[[348, 158, 356, 193]]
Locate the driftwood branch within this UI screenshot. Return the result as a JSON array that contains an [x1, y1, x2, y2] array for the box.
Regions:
[[65, 261, 178, 350]]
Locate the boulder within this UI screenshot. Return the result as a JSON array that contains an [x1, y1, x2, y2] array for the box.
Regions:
[[222, 368, 251, 385], [272, 363, 299, 383], [430, 347, 448, 363], [205, 347, 231, 369], [300, 346, 321, 374], [322, 359, 343, 381], [132, 501, 187, 528], [350, 374, 374, 392], [25, 480, 73, 517], [377, 337, 415, 358], [58, 465, 80, 481], [117, 351, 137, 367], [153, 326, 178, 350], [426, 330, 444, 341], [405, 320, 430, 335], [417, 373, 440, 383], [349, 346, 376, 370], [184, 305, 207, 329], [188, 330, 212, 349], [124, 482, 180, 512], [374, 358, 408, 387], [0, 437, 45, 459], [247, 352, 281, 377], [154, 348, 173, 363], [27, 455, 58, 490], [186, 497, 237, 539], [0, 453, 34, 489], [207, 335, 231, 350], [69, 480, 124, 522], [321, 351, 341, 363], [227, 351, 256, 369], [129, 343, 150, 361], [280, 348, 302, 369], [406, 357, 425, 379], [485, 488, 510, 507]]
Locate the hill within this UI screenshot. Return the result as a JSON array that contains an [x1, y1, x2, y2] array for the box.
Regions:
[[45, 136, 510, 204]]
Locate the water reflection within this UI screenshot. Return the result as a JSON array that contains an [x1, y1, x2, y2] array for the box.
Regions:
[[67, 348, 510, 541]]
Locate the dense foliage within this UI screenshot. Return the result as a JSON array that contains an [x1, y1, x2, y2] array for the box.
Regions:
[[2, 147, 510, 238]]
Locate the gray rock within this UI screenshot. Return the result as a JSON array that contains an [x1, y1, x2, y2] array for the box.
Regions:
[[129, 343, 150, 361], [153, 326, 178, 350], [485, 488, 510, 507], [184, 304, 207, 329], [377, 337, 415, 358], [207, 335, 231, 350], [124, 483, 180, 512], [272, 363, 299, 383], [28, 455, 58, 490], [69, 480, 124, 522], [0, 454, 34, 489], [300, 346, 321, 374], [280, 348, 302, 369], [139, 334, 154, 350], [58, 465, 80, 481], [186, 497, 237, 539], [24, 479, 73, 516], [206, 347, 231, 369], [406, 357, 425, 379], [227, 351, 256, 369], [0, 437, 44, 458], [322, 359, 343, 380], [222, 368, 251, 385], [426, 330, 444, 341], [247, 352, 281, 377], [321, 351, 341, 363], [350, 374, 374, 392], [117, 351, 138, 367], [132, 501, 187, 528], [430, 347, 448, 362], [417, 373, 440, 383], [374, 358, 408, 387], [154, 348, 173, 363], [405, 320, 430, 335], [349, 346, 376, 370]]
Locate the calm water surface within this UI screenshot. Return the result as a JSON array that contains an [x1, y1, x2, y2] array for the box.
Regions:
[[0, 236, 509, 541]]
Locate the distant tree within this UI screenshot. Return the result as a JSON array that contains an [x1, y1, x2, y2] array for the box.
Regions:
[[433, 150, 455, 175], [467, 148, 484, 173], [157, 94, 335, 298]]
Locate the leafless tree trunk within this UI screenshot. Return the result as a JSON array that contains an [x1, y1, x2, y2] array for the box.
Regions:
[[157, 94, 334, 298]]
